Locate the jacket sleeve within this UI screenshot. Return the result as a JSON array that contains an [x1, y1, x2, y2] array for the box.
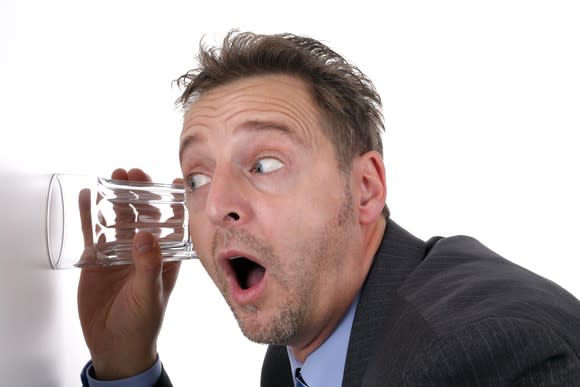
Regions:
[[153, 366, 173, 387], [80, 361, 172, 387]]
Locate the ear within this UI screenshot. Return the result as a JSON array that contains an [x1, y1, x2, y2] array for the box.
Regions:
[[352, 151, 387, 225]]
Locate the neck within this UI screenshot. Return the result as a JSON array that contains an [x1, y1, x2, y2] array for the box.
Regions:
[[289, 217, 387, 363]]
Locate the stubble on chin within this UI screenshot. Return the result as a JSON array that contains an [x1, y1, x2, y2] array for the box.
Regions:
[[232, 296, 306, 345]]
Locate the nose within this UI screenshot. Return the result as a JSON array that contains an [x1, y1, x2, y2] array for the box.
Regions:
[[205, 167, 252, 226]]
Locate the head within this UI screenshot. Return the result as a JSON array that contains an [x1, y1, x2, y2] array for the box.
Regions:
[[177, 31, 387, 198], [177, 31, 388, 359]]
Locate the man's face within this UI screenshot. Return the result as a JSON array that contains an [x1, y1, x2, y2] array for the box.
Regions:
[[179, 74, 360, 347]]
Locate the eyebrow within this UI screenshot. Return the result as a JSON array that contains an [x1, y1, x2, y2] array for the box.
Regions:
[[179, 120, 297, 163], [239, 120, 293, 134], [179, 132, 203, 164]]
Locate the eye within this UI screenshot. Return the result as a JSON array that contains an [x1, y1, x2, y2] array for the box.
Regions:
[[186, 173, 211, 191], [252, 157, 284, 174]]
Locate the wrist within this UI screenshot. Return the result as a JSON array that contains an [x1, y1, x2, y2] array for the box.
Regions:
[[91, 350, 157, 380]]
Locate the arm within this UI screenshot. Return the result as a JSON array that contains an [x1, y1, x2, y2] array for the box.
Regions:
[[78, 168, 180, 383], [404, 317, 580, 386], [80, 357, 171, 387]]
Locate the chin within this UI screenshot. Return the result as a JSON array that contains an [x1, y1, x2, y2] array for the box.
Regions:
[[234, 306, 272, 343], [233, 303, 304, 346]]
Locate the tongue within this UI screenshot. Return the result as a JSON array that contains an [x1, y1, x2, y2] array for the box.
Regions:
[[246, 266, 265, 289]]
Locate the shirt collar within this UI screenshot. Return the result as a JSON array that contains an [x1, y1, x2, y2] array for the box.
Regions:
[[287, 294, 360, 387]]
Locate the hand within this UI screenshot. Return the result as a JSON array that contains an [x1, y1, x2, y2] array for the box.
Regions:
[[77, 168, 181, 380]]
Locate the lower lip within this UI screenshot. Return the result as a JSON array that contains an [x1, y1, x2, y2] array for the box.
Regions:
[[230, 272, 268, 305]]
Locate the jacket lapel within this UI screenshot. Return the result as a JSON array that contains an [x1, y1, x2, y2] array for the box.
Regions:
[[342, 221, 427, 387]]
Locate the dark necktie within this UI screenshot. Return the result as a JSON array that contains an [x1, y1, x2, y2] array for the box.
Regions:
[[295, 368, 309, 387]]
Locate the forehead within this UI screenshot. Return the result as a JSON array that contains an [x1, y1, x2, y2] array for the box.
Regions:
[[187, 73, 313, 108], [180, 74, 325, 147]]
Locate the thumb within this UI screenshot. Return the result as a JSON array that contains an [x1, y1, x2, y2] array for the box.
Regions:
[[131, 231, 163, 298]]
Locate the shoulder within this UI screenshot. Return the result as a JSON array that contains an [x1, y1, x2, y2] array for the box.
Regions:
[[400, 235, 580, 332], [402, 315, 580, 386], [391, 235, 580, 385]]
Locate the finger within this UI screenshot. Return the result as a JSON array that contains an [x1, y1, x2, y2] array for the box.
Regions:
[[131, 231, 163, 300], [162, 261, 181, 301], [96, 233, 108, 255], [78, 188, 98, 266], [113, 197, 136, 245], [136, 211, 163, 240], [127, 168, 151, 182], [167, 177, 185, 241], [79, 188, 94, 248], [111, 168, 128, 181], [109, 169, 137, 244], [128, 169, 162, 238]]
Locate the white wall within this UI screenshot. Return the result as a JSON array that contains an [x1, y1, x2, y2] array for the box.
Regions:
[[1, 1, 578, 385]]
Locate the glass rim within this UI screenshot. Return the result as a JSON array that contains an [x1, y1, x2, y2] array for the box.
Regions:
[[98, 176, 185, 190], [46, 173, 65, 269]]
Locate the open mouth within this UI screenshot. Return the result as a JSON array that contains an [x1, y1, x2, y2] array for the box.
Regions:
[[229, 256, 266, 290]]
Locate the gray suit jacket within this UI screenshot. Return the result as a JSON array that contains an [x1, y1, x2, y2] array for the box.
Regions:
[[260, 221, 580, 386]]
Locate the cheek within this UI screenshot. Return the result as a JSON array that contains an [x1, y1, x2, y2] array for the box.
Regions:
[[281, 180, 344, 225], [255, 194, 335, 252]]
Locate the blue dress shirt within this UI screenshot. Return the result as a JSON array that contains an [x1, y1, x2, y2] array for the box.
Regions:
[[287, 295, 359, 387], [81, 355, 162, 387]]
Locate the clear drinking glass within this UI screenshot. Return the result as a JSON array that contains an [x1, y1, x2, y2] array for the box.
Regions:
[[46, 173, 196, 269]]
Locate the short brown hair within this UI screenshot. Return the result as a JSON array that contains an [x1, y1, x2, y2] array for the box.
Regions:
[[175, 30, 389, 218]]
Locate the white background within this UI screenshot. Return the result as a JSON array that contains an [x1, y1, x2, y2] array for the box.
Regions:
[[1, 1, 579, 386]]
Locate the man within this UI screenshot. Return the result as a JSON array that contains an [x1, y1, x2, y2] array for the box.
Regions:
[[79, 31, 580, 386]]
